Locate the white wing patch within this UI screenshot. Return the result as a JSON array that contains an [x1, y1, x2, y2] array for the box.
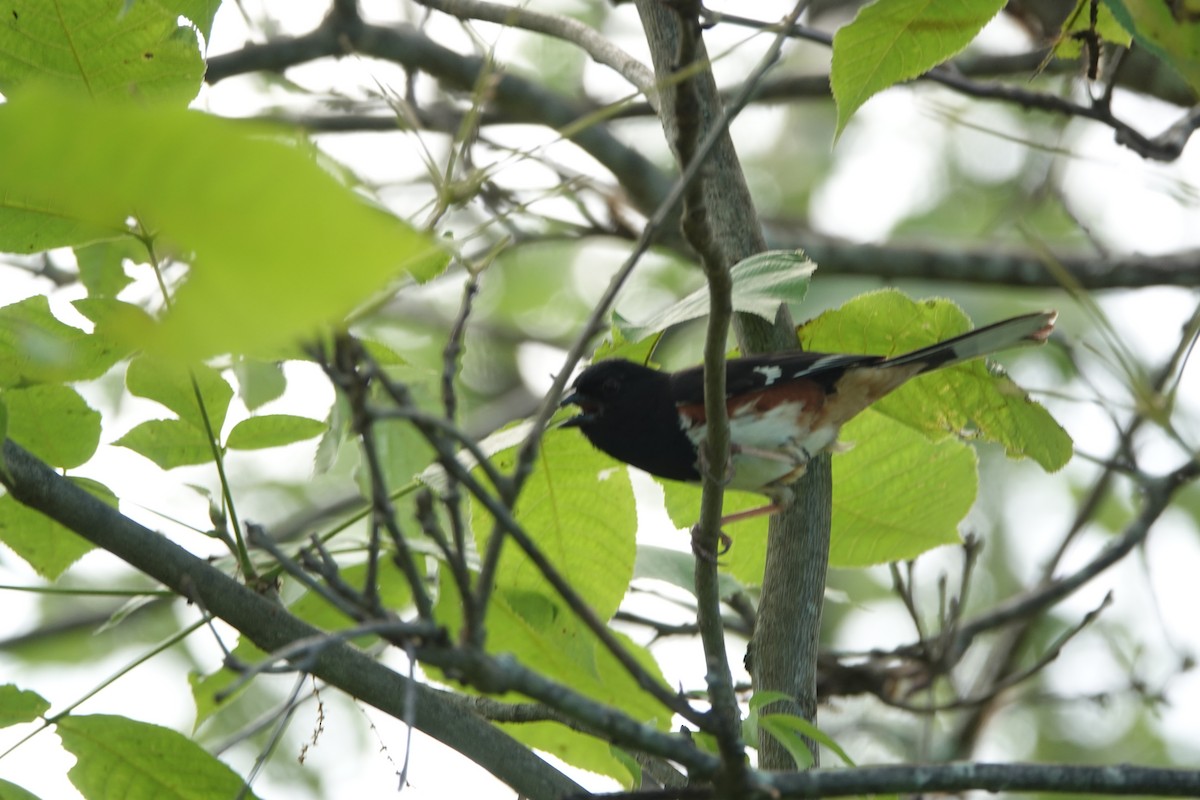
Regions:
[[680, 399, 842, 494], [753, 365, 783, 385]]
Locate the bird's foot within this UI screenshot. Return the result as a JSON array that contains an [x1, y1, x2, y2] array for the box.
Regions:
[[690, 524, 733, 563]]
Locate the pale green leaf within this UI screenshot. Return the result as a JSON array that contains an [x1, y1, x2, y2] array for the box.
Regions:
[[831, 411, 975, 566], [57, 714, 260, 800], [500, 721, 638, 787], [0, 204, 123, 253], [0, 88, 449, 360], [633, 545, 747, 600], [434, 574, 666, 785], [0, 296, 129, 388], [231, 359, 287, 411], [74, 239, 140, 298], [473, 426, 636, 621], [759, 712, 857, 768], [1055, 0, 1132, 59], [189, 639, 268, 732], [225, 414, 326, 450], [114, 419, 213, 469], [125, 354, 233, 435], [0, 685, 51, 727], [662, 481, 771, 586], [615, 251, 814, 343], [0, 0, 203, 102], [287, 560, 412, 637], [0, 478, 111, 578], [799, 290, 1071, 471], [171, 0, 223, 39], [3, 384, 100, 469], [831, 0, 1007, 137]]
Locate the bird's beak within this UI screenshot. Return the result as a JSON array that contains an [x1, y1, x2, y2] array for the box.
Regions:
[[559, 391, 595, 428]]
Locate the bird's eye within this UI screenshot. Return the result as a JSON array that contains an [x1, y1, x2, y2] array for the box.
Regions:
[[602, 377, 621, 395]]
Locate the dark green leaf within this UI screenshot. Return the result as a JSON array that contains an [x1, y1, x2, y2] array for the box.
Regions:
[[0, 778, 41, 800]]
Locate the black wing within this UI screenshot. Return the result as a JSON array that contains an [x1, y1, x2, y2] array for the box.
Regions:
[[668, 351, 887, 406]]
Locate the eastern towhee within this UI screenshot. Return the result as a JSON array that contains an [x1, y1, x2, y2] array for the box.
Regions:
[[561, 310, 1056, 525]]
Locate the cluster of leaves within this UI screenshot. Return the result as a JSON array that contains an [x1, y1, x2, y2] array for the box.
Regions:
[[830, 0, 1200, 136]]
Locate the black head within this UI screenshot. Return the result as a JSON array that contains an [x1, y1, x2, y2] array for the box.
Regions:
[[559, 359, 700, 482], [560, 359, 664, 428]]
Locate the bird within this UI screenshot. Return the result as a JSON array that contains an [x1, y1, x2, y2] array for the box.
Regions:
[[560, 310, 1056, 526]]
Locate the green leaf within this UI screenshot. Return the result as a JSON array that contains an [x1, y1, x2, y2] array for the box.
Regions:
[[662, 481, 771, 586], [0, 0, 204, 102], [434, 574, 666, 787], [57, 714, 260, 800], [74, 239, 140, 298], [1105, 0, 1200, 93], [831, 0, 1007, 138], [591, 325, 663, 366], [0, 203, 123, 253], [114, 419, 213, 469], [759, 712, 857, 768], [473, 426, 637, 621], [1055, 0, 1132, 59], [357, 365, 439, 495], [3, 384, 101, 469], [231, 359, 287, 411], [0, 778, 41, 800], [661, 414, 980, 573], [830, 411, 975, 566], [0, 295, 128, 388], [0, 684, 51, 727], [633, 545, 747, 600], [288, 560, 412, 638], [501, 721, 639, 787], [0, 88, 449, 360], [614, 251, 814, 343], [0, 478, 111, 578], [125, 354, 233, 435], [225, 414, 326, 450], [800, 290, 1071, 471], [189, 639, 268, 731], [173, 0, 223, 39]]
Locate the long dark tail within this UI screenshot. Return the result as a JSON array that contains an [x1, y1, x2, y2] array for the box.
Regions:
[[885, 310, 1057, 373]]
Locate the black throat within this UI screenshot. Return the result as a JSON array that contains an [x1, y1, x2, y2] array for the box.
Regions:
[[572, 372, 700, 483]]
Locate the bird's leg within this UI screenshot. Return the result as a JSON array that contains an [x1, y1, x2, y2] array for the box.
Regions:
[[690, 438, 739, 560], [696, 438, 737, 486]]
